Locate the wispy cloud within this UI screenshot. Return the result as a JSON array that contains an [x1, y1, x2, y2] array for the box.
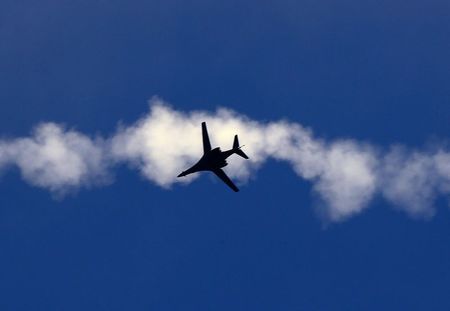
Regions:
[[1, 97, 449, 221], [0, 123, 110, 197], [381, 147, 450, 218]]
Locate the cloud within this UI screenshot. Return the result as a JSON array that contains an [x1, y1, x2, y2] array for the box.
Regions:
[[111, 98, 379, 222], [0, 123, 110, 196], [381, 148, 450, 218], [1, 97, 450, 222]]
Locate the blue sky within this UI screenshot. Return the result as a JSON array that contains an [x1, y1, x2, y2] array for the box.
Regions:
[[1, 0, 450, 310]]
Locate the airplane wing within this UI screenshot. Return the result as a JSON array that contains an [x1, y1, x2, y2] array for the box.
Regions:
[[212, 169, 239, 192], [202, 122, 212, 153]]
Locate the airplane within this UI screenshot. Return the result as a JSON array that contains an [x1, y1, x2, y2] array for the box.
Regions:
[[177, 122, 249, 192]]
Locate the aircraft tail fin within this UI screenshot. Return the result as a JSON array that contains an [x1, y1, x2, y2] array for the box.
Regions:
[[233, 135, 249, 159], [233, 135, 239, 149]]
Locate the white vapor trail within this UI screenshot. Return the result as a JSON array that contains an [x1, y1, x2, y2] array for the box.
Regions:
[[1, 97, 450, 222]]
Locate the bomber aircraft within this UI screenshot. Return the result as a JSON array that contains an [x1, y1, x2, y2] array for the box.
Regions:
[[177, 122, 249, 192]]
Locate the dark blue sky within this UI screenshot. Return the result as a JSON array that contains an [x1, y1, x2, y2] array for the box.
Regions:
[[1, 0, 450, 310]]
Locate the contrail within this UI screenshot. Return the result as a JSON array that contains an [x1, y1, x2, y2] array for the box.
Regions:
[[1, 97, 449, 222]]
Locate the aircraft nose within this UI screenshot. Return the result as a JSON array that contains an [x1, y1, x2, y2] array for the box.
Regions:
[[177, 172, 185, 177]]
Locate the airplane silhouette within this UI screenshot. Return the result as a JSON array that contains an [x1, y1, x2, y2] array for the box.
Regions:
[[177, 122, 249, 192]]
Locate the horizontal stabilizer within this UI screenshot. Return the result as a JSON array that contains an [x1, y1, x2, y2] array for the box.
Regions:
[[235, 149, 249, 159]]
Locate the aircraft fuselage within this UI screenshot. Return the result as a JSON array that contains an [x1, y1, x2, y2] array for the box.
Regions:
[[177, 147, 234, 177]]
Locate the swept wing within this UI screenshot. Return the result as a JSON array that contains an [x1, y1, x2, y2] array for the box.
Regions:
[[202, 122, 212, 154], [212, 169, 239, 192]]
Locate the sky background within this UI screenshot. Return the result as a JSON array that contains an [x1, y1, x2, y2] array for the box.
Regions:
[[1, 0, 450, 310]]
